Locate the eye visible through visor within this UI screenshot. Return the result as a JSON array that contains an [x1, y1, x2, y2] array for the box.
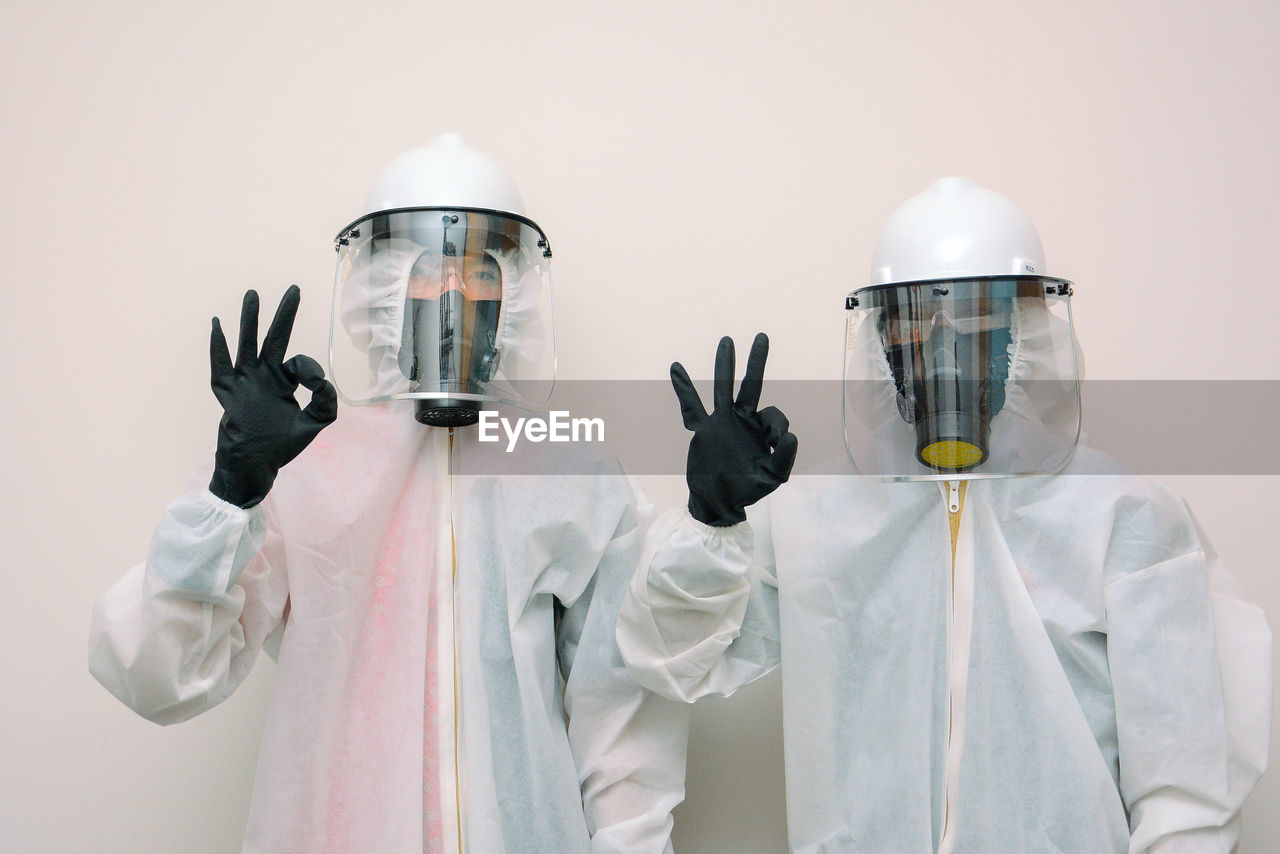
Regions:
[[871, 279, 1044, 346], [407, 250, 504, 301]]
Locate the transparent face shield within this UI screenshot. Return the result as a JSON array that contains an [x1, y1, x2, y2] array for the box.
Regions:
[[330, 208, 555, 426], [843, 277, 1080, 480]]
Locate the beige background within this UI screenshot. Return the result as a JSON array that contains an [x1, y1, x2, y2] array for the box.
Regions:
[[3, 0, 1277, 851]]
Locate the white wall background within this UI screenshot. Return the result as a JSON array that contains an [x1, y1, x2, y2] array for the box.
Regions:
[[2, 1, 1277, 851]]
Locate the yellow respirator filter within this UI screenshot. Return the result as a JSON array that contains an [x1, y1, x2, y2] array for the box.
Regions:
[[919, 440, 985, 471]]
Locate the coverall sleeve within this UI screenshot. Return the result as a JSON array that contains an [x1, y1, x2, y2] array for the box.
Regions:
[[88, 489, 289, 725], [615, 501, 782, 704], [557, 482, 693, 854], [1103, 493, 1271, 854]]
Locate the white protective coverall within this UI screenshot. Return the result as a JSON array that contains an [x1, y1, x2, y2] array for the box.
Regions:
[[90, 400, 690, 853], [617, 313, 1271, 852]]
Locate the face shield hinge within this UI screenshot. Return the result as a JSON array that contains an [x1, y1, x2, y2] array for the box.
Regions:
[[537, 237, 552, 259], [845, 295, 859, 309], [1045, 282, 1073, 296], [332, 226, 361, 252]]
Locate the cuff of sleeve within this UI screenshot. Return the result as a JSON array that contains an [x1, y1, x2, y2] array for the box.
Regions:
[[199, 488, 262, 520], [147, 490, 267, 596], [679, 508, 753, 544]]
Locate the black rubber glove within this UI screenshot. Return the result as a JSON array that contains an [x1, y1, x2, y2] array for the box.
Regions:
[[670, 333, 798, 526], [208, 286, 338, 508]]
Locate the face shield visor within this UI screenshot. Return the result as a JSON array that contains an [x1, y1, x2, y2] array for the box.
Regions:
[[843, 277, 1080, 480], [330, 208, 555, 426]]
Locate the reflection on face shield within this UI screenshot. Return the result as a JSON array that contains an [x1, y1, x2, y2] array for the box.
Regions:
[[331, 206, 556, 426], [883, 305, 1014, 472], [845, 278, 1077, 479], [398, 248, 503, 425]]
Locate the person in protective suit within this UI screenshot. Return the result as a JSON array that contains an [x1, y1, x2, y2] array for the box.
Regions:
[[616, 178, 1270, 853], [90, 133, 690, 854]]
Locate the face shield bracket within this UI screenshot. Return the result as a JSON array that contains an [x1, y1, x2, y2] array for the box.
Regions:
[[333, 205, 550, 253], [847, 276, 1076, 308], [333, 226, 361, 252]]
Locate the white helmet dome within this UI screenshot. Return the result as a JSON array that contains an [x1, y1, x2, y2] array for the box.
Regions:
[[363, 133, 526, 217], [870, 177, 1046, 285]]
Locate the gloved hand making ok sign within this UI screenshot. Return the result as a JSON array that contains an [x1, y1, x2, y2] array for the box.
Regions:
[[208, 286, 338, 508], [670, 333, 799, 526]]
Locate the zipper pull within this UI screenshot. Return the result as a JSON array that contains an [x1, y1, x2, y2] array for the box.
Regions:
[[948, 480, 960, 514]]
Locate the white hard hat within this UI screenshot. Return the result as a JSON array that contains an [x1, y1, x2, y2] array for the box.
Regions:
[[363, 133, 526, 217], [870, 177, 1047, 285]]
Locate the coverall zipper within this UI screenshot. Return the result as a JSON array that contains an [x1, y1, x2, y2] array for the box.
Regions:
[[448, 429, 463, 854], [938, 479, 968, 854]]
